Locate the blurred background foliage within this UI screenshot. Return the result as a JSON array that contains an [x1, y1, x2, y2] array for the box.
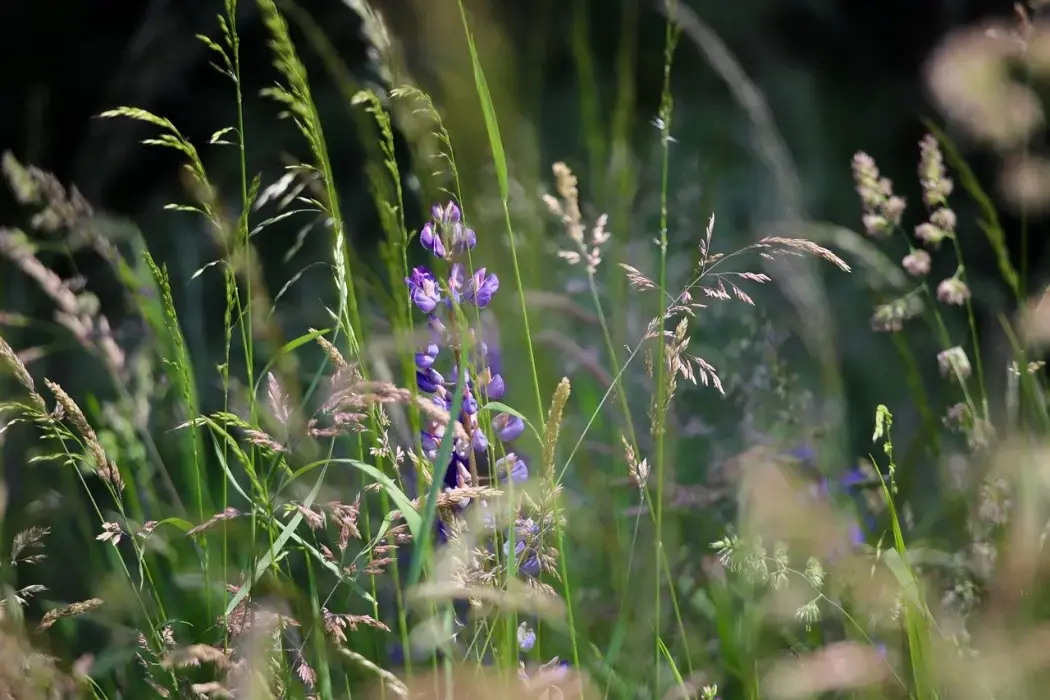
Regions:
[[0, 0, 1041, 687]]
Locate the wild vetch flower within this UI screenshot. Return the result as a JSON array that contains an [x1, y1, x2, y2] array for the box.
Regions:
[[406, 267, 442, 313], [937, 277, 970, 306], [483, 372, 505, 400], [417, 368, 443, 393], [902, 249, 931, 277], [938, 346, 972, 381], [429, 201, 476, 254], [434, 201, 461, 224], [468, 268, 499, 308], [451, 224, 477, 253], [497, 453, 529, 484], [517, 622, 536, 653], [415, 343, 439, 370], [471, 427, 489, 453], [420, 222, 447, 258], [493, 413, 525, 442]]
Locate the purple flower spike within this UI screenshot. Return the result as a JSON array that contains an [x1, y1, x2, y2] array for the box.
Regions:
[[463, 391, 478, 415], [493, 413, 525, 442], [497, 454, 528, 484], [472, 429, 489, 453], [485, 373, 505, 400], [420, 222, 447, 258], [406, 267, 442, 313], [469, 268, 499, 308]]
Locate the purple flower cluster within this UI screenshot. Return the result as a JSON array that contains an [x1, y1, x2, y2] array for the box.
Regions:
[[407, 202, 532, 550]]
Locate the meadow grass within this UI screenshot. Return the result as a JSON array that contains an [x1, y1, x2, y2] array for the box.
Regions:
[[3, 1, 1050, 699]]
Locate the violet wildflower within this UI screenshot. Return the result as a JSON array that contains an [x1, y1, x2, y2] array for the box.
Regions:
[[415, 343, 439, 370], [417, 368, 443, 393], [497, 453, 529, 484], [406, 267, 442, 313], [493, 413, 525, 442], [517, 622, 536, 653], [434, 201, 461, 224], [451, 224, 477, 253], [468, 268, 499, 308], [484, 372, 505, 400], [420, 222, 447, 258], [471, 428, 489, 453]]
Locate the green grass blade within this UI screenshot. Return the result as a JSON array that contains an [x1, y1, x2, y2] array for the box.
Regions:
[[454, 0, 508, 200]]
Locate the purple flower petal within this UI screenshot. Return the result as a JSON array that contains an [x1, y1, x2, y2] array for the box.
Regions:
[[420, 222, 446, 258], [469, 268, 499, 308], [472, 429, 488, 453], [485, 373, 505, 400], [493, 413, 525, 442], [414, 343, 440, 370], [406, 267, 442, 313], [497, 454, 528, 484], [451, 224, 476, 253], [417, 368, 443, 393], [447, 263, 466, 305], [517, 623, 536, 652]]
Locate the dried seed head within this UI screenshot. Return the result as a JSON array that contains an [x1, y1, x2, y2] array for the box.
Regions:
[[44, 380, 107, 472]]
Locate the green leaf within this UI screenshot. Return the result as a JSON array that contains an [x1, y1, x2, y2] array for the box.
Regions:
[[153, 517, 195, 533]]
